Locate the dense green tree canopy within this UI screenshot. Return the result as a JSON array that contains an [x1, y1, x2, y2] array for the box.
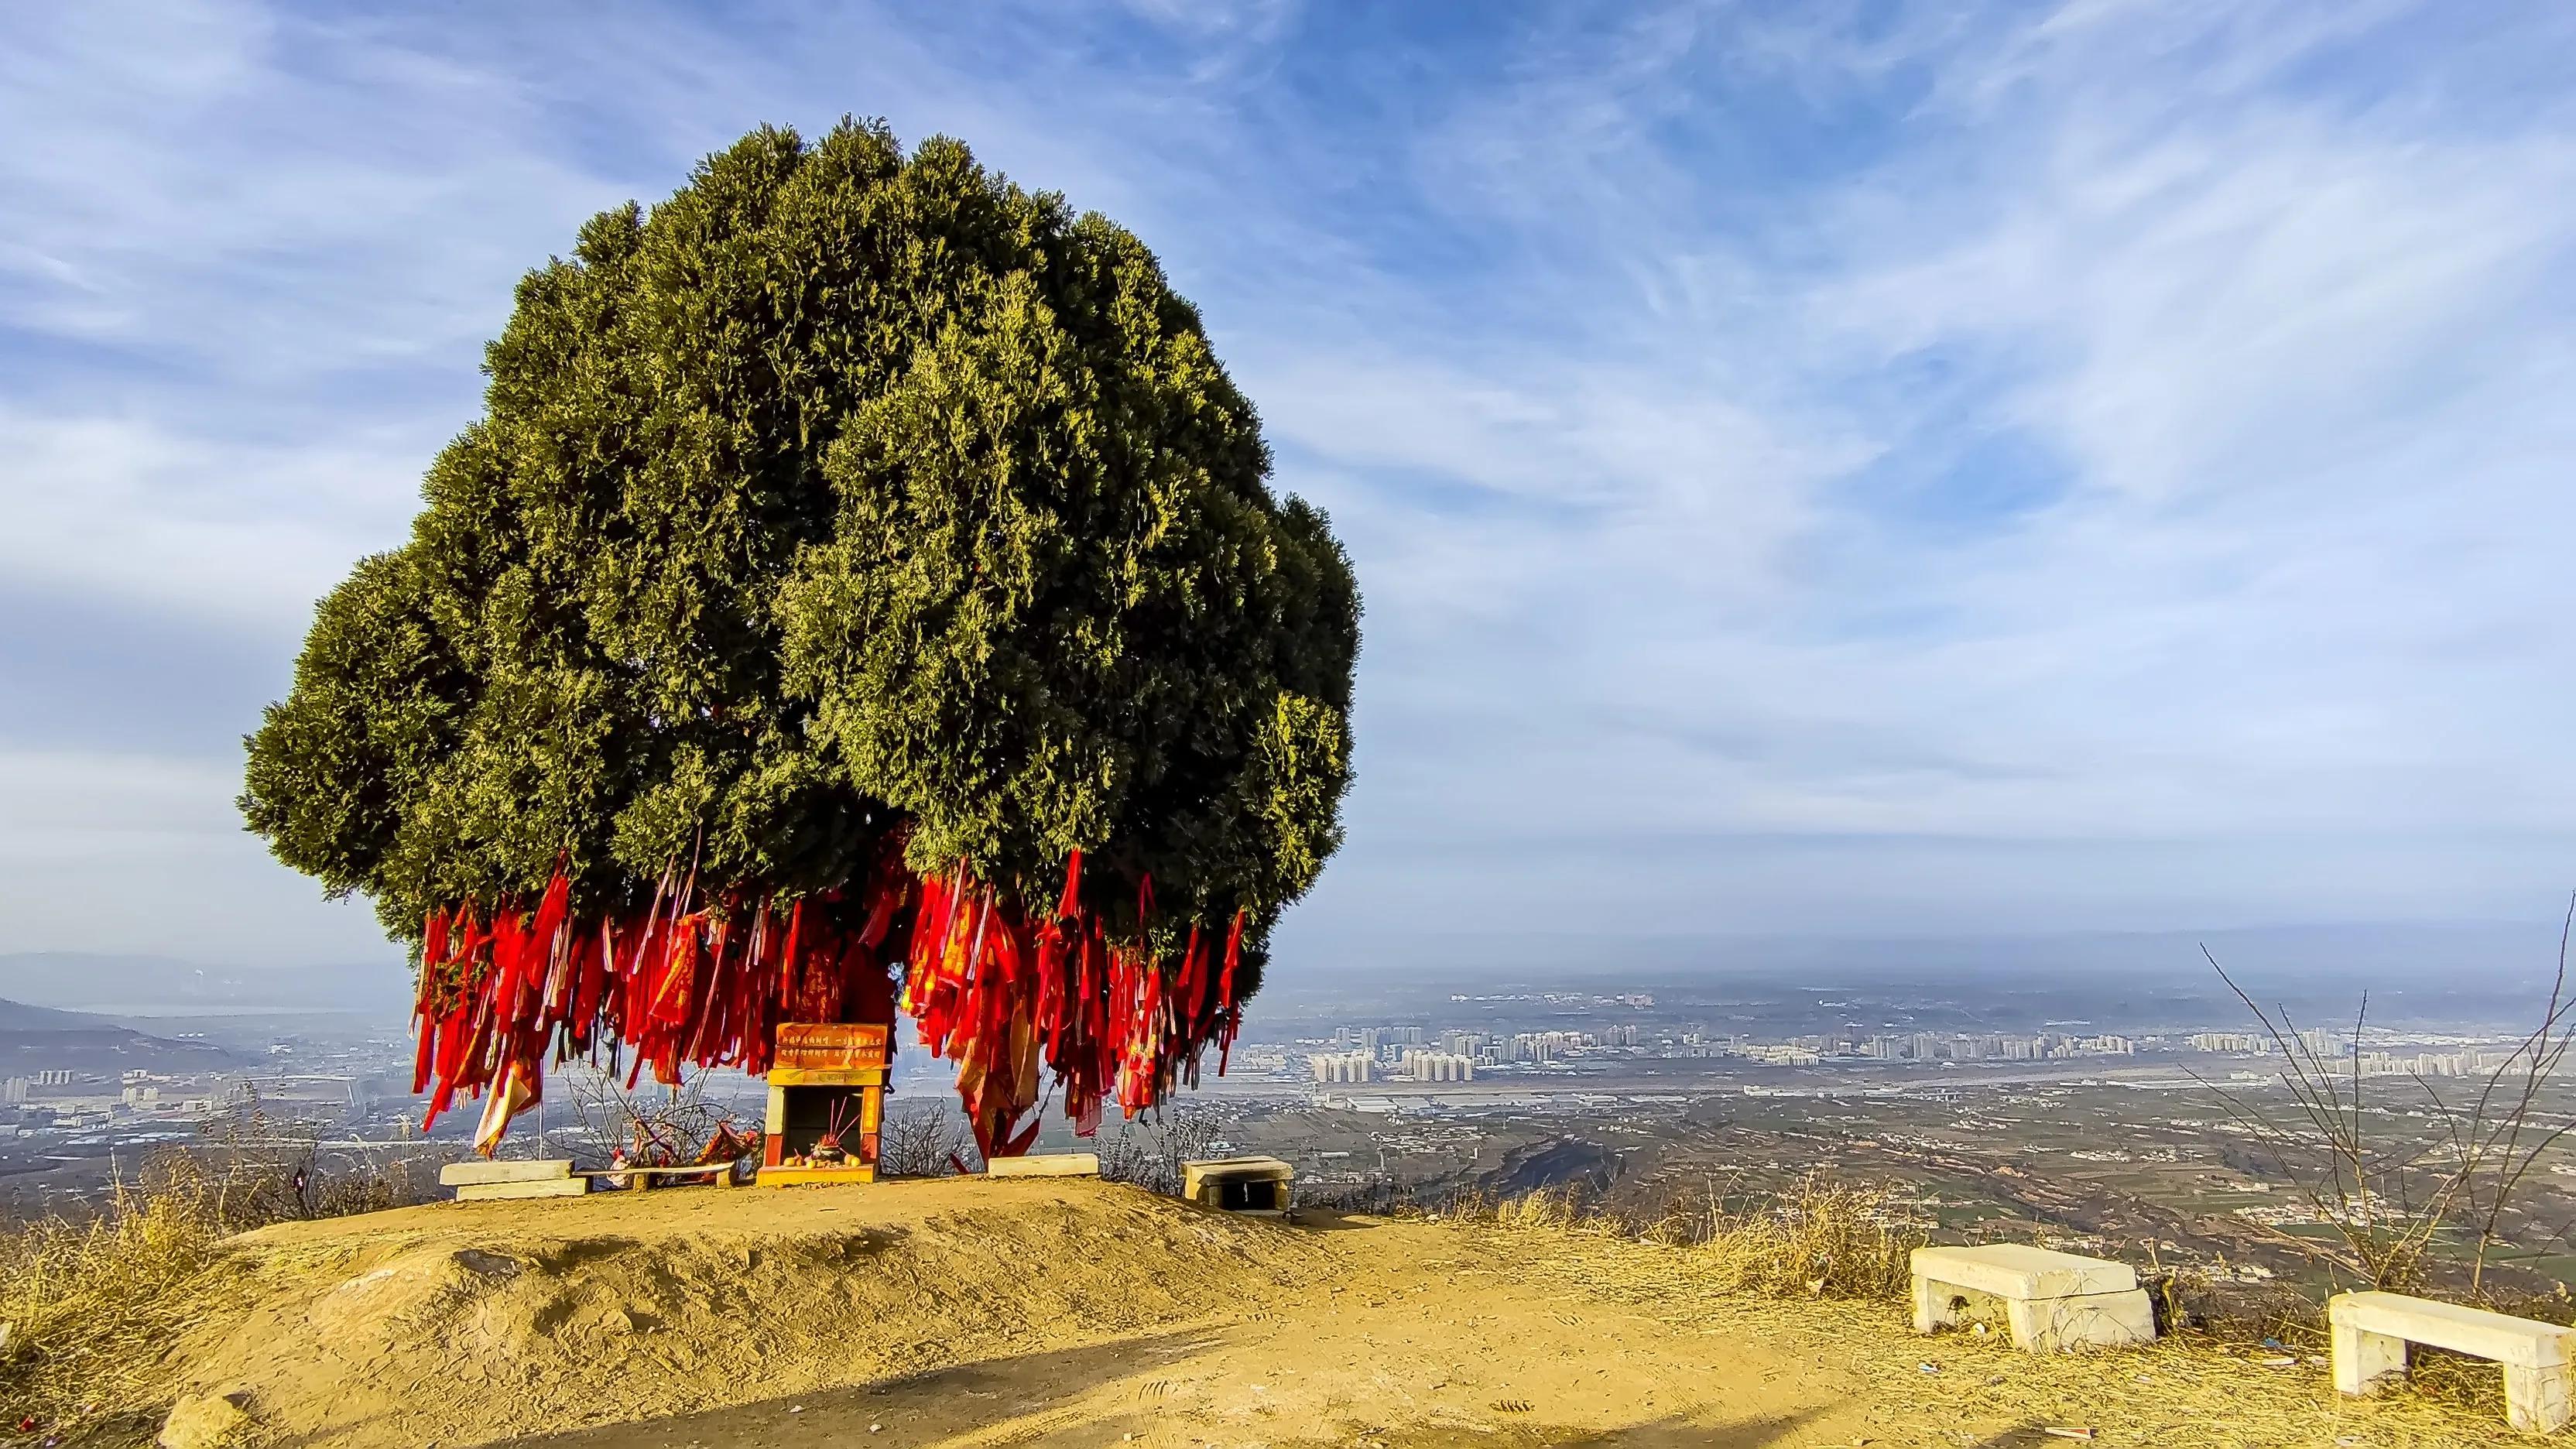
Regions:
[[242, 119, 1359, 999]]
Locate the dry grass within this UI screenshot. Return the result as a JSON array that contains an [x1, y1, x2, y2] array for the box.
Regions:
[[1476, 1234, 2519, 1446], [1432, 1177, 2534, 1444], [0, 1156, 245, 1430], [1451, 1172, 1927, 1300], [5, 1149, 2554, 1447], [0, 1141, 442, 1434]]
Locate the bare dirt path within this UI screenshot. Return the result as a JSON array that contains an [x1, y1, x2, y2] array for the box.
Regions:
[[181, 1180, 1879, 1449], [501, 1212, 1884, 1449]]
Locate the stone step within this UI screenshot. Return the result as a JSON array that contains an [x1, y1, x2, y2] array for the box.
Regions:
[[440, 1158, 574, 1187]]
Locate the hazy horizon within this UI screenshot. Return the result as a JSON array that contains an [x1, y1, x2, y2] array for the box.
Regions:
[[6, 2, 2574, 968], [6, 915, 2565, 998]]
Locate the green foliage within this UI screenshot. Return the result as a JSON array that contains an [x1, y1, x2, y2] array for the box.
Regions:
[[242, 119, 1358, 996]]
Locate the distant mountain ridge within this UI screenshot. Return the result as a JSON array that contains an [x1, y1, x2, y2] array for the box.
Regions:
[[0, 995, 239, 1072], [0, 996, 107, 1030], [1284, 919, 2558, 985], [1267, 919, 2564, 1028], [0, 953, 411, 1018]]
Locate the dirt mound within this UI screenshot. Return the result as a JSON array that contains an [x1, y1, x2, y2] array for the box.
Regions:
[[139, 1177, 2515, 1449], [170, 1179, 1317, 1447]]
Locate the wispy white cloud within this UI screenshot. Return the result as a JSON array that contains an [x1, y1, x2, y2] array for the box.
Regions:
[[0, 2, 624, 380], [0, 406, 423, 629], [4, 0, 2571, 963], [0, 745, 391, 959], [1256, 0, 2576, 937]]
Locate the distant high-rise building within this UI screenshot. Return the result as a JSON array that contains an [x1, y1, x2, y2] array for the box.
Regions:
[[2297, 1029, 2349, 1060], [1310, 1051, 1373, 1084], [1397, 1050, 1475, 1082]]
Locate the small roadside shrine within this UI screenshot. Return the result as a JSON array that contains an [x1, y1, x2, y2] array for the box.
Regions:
[[761, 1023, 889, 1184]]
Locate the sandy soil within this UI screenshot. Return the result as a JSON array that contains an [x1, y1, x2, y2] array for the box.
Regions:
[[156, 1178, 2506, 1449], [502, 1227, 1884, 1449], [166, 1180, 1869, 1449]]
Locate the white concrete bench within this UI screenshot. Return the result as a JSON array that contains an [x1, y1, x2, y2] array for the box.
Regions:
[[1180, 1156, 1293, 1214], [2331, 1290, 2576, 1434], [1910, 1245, 2156, 1352], [987, 1151, 1100, 1178], [440, 1158, 586, 1201]]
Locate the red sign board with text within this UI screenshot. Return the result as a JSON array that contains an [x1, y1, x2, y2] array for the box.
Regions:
[[772, 1022, 891, 1071]]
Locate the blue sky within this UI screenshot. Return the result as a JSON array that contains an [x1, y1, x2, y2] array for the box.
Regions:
[[5, 1, 2574, 968]]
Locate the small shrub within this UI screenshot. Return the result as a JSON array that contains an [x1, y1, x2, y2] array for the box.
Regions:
[[1681, 1176, 1927, 1299], [877, 1104, 981, 1178], [1097, 1111, 1219, 1197]]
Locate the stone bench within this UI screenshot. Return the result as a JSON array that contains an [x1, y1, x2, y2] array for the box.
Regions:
[[1910, 1245, 2156, 1352], [1180, 1156, 1292, 1214], [987, 1151, 1101, 1178], [440, 1159, 587, 1201], [2331, 1290, 2576, 1434]]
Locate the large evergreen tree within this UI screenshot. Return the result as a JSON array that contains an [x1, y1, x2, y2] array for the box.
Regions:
[[241, 120, 1358, 1152]]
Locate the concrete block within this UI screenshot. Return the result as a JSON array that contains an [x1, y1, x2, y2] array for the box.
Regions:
[[440, 1158, 574, 1187], [2508, 1364, 2573, 1436], [988, 1152, 1100, 1178], [2007, 1288, 2158, 1352], [2332, 1321, 2408, 1396], [455, 1176, 589, 1201]]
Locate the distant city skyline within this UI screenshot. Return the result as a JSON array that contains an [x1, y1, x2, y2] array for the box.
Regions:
[[5, 2, 2574, 966]]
